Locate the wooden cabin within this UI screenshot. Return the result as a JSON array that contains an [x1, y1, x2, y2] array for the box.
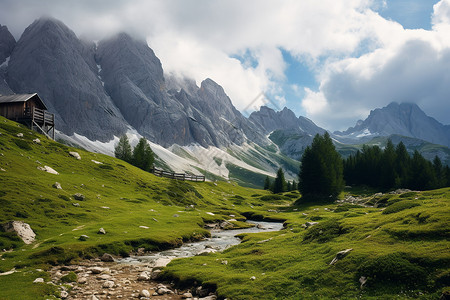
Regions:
[[0, 93, 55, 139]]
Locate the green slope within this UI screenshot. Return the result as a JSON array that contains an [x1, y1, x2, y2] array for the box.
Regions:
[[0, 116, 449, 299]]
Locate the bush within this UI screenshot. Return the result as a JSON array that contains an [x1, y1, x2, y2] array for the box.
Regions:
[[382, 201, 420, 214], [358, 253, 427, 287]]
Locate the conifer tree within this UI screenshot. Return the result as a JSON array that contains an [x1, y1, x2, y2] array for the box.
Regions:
[[132, 137, 155, 172], [298, 132, 344, 200], [264, 176, 271, 190], [114, 135, 132, 163], [273, 168, 287, 194]]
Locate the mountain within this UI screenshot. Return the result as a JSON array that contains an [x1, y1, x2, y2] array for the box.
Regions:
[[335, 102, 450, 147], [0, 25, 15, 95], [5, 18, 128, 141], [249, 106, 327, 160]]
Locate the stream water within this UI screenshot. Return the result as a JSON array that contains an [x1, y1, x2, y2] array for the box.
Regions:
[[119, 220, 284, 266]]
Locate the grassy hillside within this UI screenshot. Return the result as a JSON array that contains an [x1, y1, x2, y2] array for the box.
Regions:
[[0, 116, 449, 299]]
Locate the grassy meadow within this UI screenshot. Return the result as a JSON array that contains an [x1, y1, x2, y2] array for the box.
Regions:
[[0, 116, 449, 299]]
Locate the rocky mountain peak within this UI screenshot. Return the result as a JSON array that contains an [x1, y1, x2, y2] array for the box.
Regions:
[[0, 24, 15, 64]]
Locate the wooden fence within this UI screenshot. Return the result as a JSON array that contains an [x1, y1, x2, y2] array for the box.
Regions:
[[150, 167, 205, 182]]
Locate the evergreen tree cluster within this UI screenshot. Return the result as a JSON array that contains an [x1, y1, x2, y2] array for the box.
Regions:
[[344, 140, 450, 191], [298, 132, 344, 200], [264, 168, 297, 193], [115, 135, 155, 172]]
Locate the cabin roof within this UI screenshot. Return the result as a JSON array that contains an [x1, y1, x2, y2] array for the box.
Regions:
[[0, 93, 48, 110]]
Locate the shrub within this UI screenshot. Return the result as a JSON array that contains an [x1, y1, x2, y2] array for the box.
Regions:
[[382, 201, 420, 214], [358, 253, 427, 287]]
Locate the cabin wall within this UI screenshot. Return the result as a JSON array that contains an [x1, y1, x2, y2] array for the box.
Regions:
[[0, 102, 26, 120]]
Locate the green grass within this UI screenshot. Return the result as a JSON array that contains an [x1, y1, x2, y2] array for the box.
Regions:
[[0, 116, 449, 299]]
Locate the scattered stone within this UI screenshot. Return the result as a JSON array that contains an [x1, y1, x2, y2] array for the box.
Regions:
[[78, 277, 87, 284], [206, 212, 215, 216], [97, 274, 112, 280], [137, 271, 151, 281], [98, 228, 106, 234], [196, 286, 209, 297], [69, 151, 81, 160], [150, 269, 162, 280], [100, 206, 110, 209], [154, 257, 172, 268], [72, 203, 80, 207], [33, 278, 44, 283], [32, 138, 41, 144], [73, 193, 85, 201], [79, 235, 89, 241], [250, 276, 256, 280], [91, 159, 103, 164], [152, 218, 158, 222], [221, 260, 228, 265], [102, 280, 115, 288], [37, 165, 59, 175], [140, 289, 151, 298], [60, 290, 69, 298], [200, 296, 217, 300], [90, 267, 105, 274], [16, 133, 23, 137], [87, 296, 99, 300], [139, 225, 149, 229], [52, 182, 62, 189], [0, 168, 5, 172], [330, 248, 353, 265], [182, 292, 193, 299], [219, 221, 233, 229], [173, 214, 180, 217], [359, 276, 367, 289], [2, 221, 36, 244], [100, 253, 114, 262]]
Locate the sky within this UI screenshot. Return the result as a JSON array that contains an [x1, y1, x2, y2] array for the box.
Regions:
[[1, 0, 449, 131]]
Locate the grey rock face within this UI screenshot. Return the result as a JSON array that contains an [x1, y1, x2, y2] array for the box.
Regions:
[[335, 102, 450, 147], [6, 17, 128, 141], [0, 25, 15, 64]]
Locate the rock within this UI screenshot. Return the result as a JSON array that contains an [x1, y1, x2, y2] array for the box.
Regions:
[[359, 276, 367, 289], [151, 269, 162, 280], [100, 253, 114, 262], [250, 276, 256, 280], [97, 274, 112, 280], [137, 271, 151, 281], [182, 292, 193, 299], [16, 133, 23, 137], [157, 287, 172, 295], [90, 267, 105, 274], [37, 165, 59, 174], [98, 228, 106, 234], [140, 289, 151, 297], [33, 277, 44, 283], [173, 214, 180, 217], [139, 225, 149, 229], [32, 138, 41, 144], [52, 182, 62, 189], [154, 257, 172, 268], [303, 221, 318, 228], [102, 280, 115, 288], [219, 221, 233, 229], [78, 277, 87, 284], [91, 159, 103, 164], [72, 203, 80, 207], [60, 290, 69, 298], [196, 286, 209, 298], [330, 248, 353, 265], [200, 296, 217, 300], [221, 260, 228, 265], [69, 151, 81, 160], [79, 235, 89, 241], [206, 212, 215, 216], [2, 221, 36, 244], [0, 168, 5, 172], [73, 193, 85, 201]]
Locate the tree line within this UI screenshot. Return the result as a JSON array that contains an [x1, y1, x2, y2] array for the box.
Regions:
[[264, 168, 298, 193], [344, 140, 450, 191], [114, 135, 155, 172], [265, 133, 450, 199]]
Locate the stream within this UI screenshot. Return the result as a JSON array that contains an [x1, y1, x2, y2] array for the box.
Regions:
[[119, 220, 284, 266]]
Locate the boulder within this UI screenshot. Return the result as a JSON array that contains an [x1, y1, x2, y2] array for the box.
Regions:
[[16, 133, 23, 137], [102, 280, 115, 288], [33, 277, 44, 283], [100, 253, 114, 262], [32, 138, 41, 144], [60, 290, 69, 298], [69, 151, 81, 160], [37, 165, 59, 175], [137, 271, 151, 281], [140, 289, 151, 297], [73, 193, 85, 201], [330, 248, 353, 265], [52, 182, 62, 189], [77, 277, 87, 284], [97, 227, 106, 234], [2, 221, 36, 244], [78, 235, 89, 241], [182, 292, 193, 299], [90, 267, 105, 274]]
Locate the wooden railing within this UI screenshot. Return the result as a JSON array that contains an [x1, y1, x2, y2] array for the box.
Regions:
[[24, 107, 54, 125], [150, 167, 205, 182]]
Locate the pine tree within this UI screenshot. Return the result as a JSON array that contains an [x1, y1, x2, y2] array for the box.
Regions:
[[114, 135, 132, 163], [264, 176, 271, 190], [292, 180, 297, 191], [132, 137, 155, 172], [273, 168, 287, 194], [298, 132, 344, 200], [287, 181, 292, 191]]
